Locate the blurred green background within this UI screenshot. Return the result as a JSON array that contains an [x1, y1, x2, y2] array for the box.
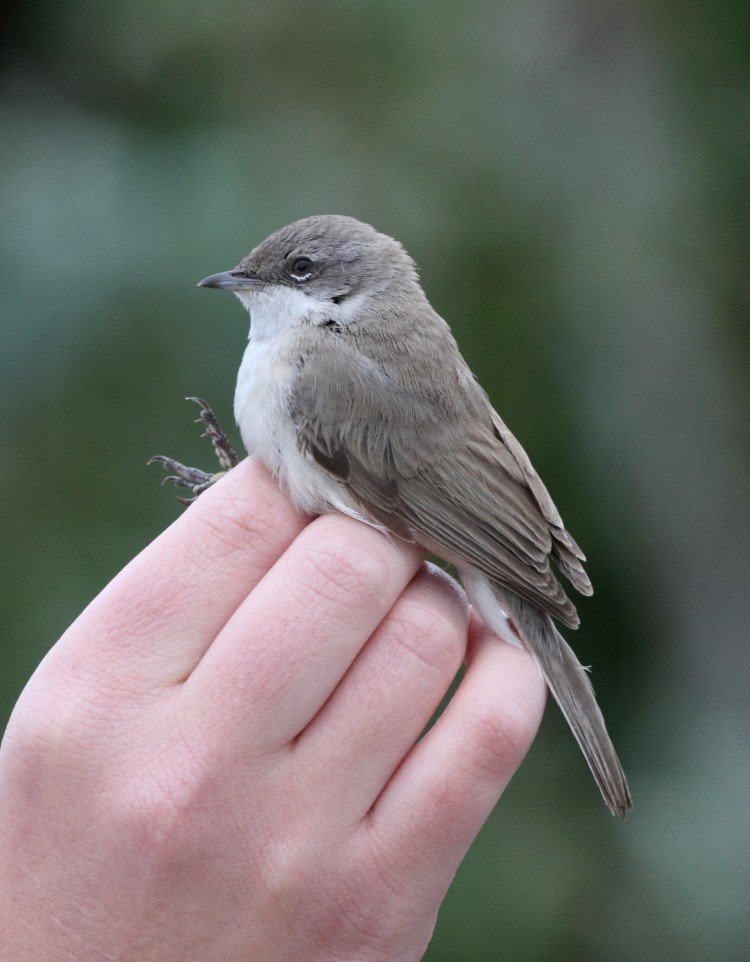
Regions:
[[2, 1, 749, 958]]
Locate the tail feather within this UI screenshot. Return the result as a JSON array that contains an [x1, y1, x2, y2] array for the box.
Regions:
[[463, 570, 632, 818]]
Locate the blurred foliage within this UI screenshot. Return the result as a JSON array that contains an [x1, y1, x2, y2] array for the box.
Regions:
[[1, 1, 749, 958]]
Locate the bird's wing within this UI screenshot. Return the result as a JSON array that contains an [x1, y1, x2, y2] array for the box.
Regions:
[[290, 331, 590, 629]]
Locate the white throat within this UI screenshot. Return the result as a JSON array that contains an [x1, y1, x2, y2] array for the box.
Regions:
[[234, 284, 371, 342], [234, 286, 325, 342]]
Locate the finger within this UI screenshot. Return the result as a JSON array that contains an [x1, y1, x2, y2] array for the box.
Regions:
[[56, 458, 308, 683], [295, 564, 468, 821], [183, 513, 425, 750], [366, 614, 546, 896]]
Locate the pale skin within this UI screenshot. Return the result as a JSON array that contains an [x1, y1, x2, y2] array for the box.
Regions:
[[0, 458, 546, 962]]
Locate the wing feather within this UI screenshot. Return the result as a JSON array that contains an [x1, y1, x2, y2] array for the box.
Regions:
[[291, 324, 590, 628]]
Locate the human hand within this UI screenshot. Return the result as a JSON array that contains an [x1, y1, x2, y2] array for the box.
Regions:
[[0, 458, 545, 962]]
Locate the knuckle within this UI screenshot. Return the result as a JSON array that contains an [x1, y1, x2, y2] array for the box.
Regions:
[[292, 519, 402, 612], [111, 743, 216, 858], [6, 673, 110, 757], [461, 691, 539, 777], [386, 598, 465, 679], [308, 856, 412, 959], [187, 476, 292, 568], [254, 839, 407, 958], [3, 695, 68, 761]]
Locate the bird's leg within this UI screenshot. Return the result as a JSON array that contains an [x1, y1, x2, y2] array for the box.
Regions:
[[185, 396, 239, 474], [149, 397, 239, 504]]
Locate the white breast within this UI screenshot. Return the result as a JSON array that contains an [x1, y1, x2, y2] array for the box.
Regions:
[[234, 334, 373, 523], [233, 337, 311, 511], [232, 285, 380, 524]]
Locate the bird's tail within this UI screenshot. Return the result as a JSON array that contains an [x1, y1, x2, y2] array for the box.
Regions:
[[463, 571, 632, 818]]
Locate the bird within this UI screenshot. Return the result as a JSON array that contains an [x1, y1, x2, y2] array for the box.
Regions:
[[151, 214, 632, 818]]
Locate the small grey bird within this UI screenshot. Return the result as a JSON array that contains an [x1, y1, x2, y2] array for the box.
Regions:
[[154, 214, 632, 818]]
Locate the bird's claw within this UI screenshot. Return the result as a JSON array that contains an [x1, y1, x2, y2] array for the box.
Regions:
[[186, 396, 239, 473], [149, 398, 238, 503]]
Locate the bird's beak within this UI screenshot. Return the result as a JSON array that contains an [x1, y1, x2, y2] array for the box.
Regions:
[[197, 270, 258, 291]]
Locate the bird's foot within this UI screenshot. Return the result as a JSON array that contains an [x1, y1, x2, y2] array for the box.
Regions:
[[149, 397, 239, 504]]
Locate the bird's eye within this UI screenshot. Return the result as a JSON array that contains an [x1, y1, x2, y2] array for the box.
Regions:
[[291, 257, 313, 278]]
